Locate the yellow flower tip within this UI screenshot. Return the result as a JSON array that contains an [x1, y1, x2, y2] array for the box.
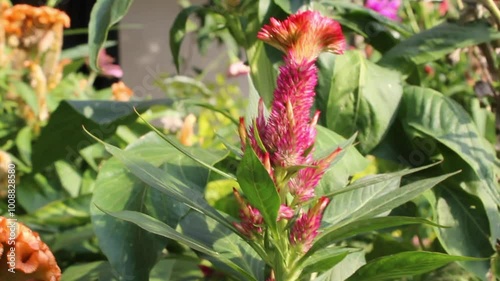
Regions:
[[257, 10, 345, 62]]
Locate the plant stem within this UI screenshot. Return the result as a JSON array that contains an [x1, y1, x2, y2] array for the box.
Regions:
[[404, 1, 420, 33], [480, 0, 500, 27]]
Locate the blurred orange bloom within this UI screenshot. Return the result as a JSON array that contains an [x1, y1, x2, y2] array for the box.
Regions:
[[111, 81, 133, 101], [0, 217, 61, 281]]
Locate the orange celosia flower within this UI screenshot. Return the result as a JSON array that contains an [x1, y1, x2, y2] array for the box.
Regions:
[[3, 4, 70, 50], [111, 81, 133, 101], [257, 10, 345, 62], [0, 217, 61, 281]]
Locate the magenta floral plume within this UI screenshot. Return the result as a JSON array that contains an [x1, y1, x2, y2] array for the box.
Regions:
[[290, 197, 330, 252], [234, 12, 345, 262]]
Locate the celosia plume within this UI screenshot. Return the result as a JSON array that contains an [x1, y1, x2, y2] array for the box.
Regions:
[[290, 197, 330, 252], [235, 11, 343, 259], [0, 217, 61, 281]]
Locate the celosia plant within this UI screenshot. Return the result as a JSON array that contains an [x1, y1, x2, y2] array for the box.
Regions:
[[232, 10, 345, 279]]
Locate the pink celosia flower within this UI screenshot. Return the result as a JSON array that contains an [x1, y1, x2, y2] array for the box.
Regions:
[[290, 197, 330, 252], [278, 205, 294, 220], [97, 49, 123, 78], [257, 10, 345, 63], [232, 189, 263, 238], [365, 0, 401, 21], [288, 147, 342, 201], [227, 61, 250, 77]]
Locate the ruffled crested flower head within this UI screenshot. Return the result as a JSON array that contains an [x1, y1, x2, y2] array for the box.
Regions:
[[257, 10, 345, 62], [0, 217, 61, 281]]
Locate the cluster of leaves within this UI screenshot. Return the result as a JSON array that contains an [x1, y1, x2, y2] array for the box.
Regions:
[[67, 0, 500, 281]]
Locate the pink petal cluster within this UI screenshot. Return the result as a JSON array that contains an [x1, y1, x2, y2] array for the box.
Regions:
[[365, 0, 401, 21], [290, 197, 330, 252], [97, 49, 123, 78]]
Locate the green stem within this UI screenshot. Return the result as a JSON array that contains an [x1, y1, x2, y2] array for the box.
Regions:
[[404, 1, 420, 33], [481, 0, 500, 27]]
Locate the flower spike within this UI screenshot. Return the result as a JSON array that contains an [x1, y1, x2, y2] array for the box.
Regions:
[[290, 197, 330, 252], [257, 10, 345, 62]]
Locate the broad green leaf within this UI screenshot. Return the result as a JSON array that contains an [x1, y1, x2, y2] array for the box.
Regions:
[[101, 209, 219, 257], [299, 247, 355, 275], [315, 251, 366, 281], [345, 172, 457, 222], [346, 251, 484, 281], [50, 223, 95, 252], [180, 211, 264, 281], [399, 86, 500, 232], [88, 0, 133, 71], [169, 6, 203, 73], [32, 99, 172, 170], [237, 144, 280, 232], [21, 194, 91, 227], [89, 132, 236, 232], [322, 162, 441, 198], [426, 185, 494, 279], [15, 127, 31, 166], [17, 173, 66, 213], [91, 132, 227, 281], [311, 216, 443, 255], [314, 126, 368, 195], [55, 161, 82, 197], [321, 175, 400, 226], [379, 20, 500, 75], [325, 51, 403, 153], [246, 41, 278, 106], [61, 261, 118, 281]]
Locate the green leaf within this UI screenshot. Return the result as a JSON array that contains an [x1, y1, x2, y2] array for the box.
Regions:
[[21, 194, 91, 227], [61, 261, 118, 281], [180, 211, 264, 281], [314, 126, 368, 196], [15, 126, 32, 166], [315, 251, 366, 281], [32, 99, 172, 170], [91, 132, 227, 281], [246, 41, 278, 106], [88, 0, 134, 71], [322, 162, 440, 198], [399, 86, 500, 237], [321, 174, 400, 226], [426, 185, 494, 279], [379, 20, 500, 75], [169, 6, 203, 73], [100, 209, 219, 257], [237, 144, 280, 232], [273, 0, 305, 14], [55, 161, 82, 197], [324, 51, 403, 153], [89, 131, 236, 233], [345, 172, 457, 223], [346, 251, 484, 281], [311, 216, 443, 255], [299, 247, 355, 275]]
